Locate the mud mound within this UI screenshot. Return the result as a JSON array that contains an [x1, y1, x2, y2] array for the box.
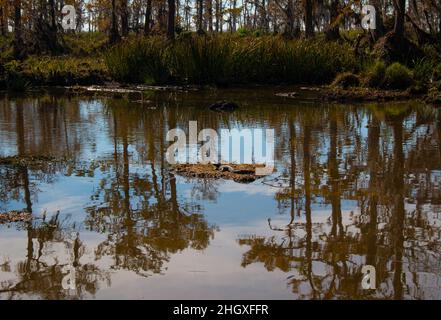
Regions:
[[322, 87, 414, 102], [172, 163, 267, 183]]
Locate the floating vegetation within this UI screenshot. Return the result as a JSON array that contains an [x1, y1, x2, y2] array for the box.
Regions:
[[0, 210, 32, 224], [172, 163, 268, 183], [0, 155, 60, 167]]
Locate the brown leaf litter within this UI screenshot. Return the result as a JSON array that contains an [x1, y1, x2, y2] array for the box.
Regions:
[[0, 210, 32, 224]]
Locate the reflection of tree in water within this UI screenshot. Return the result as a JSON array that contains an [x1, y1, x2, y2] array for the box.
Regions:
[[2, 94, 441, 299], [188, 178, 220, 202], [84, 101, 217, 277], [0, 97, 109, 299], [0, 158, 109, 299], [0, 215, 110, 299], [239, 105, 441, 299], [0, 94, 218, 295]]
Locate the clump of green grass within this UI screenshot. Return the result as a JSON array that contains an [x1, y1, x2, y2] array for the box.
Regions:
[[236, 27, 252, 37], [231, 37, 357, 84], [331, 72, 360, 88], [413, 58, 438, 83], [105, 37, 169, 84], [64, 32, 108, 57], [19, 56, 107, 85], [0, 35, 13, 61], [383, 62, 413, 89], [3, 60, 29, 91], [104, 35, 358, 85], [433, 63, 441, 82], [427, 81, 441, 104], [166, 35, 233, 85], [363, 60, 386, 88]]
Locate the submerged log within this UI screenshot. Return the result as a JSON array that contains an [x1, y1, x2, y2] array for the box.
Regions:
[[208, 101, 239, 112]]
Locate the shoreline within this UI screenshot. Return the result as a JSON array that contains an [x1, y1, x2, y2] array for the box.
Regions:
[[1, 83, 437, 106]]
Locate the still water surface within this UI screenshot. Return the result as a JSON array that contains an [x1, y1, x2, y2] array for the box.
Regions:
[[0, 88, 440, 299]]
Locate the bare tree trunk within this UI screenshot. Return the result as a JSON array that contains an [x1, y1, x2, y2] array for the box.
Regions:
[[13, 0, 23, 58], [197, 0, 204, 33], [304, 0, 314, 38], [46, 0, 62, 52], [259, 0, 267, 32], [110, 0, 120, 43], [393, 0, 406, 39], [0, 6, 7, 36], [120, 0, 129, 37], [218, 0, 223, 32], [133, 5, 140, 33], [207, 0, 213, 32], [176, 0, 181, 29], [158, 2, 166, 31], [167, 0, 176, 39], [231, 0, 237, 32], [49, 0, 56, 30], [215, 0, 220, 32], [76, 4, 83, 32], [371, 0, 385, 40], [325, 0, 340, 40], [184, 0, 190, 30], [144, 0, 152, 35], [285, 0, 296, 37]]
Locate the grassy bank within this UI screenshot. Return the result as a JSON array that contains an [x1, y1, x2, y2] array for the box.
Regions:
[[3, 56, 107, 88], [0, 33, 109, 90], [1, 33, 441, 103], [329, 58, 441, 103], [1, 33, 358, 89], [104, 34, 359, 85]]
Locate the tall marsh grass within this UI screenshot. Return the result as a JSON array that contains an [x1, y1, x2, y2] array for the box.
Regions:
[[105, 36, 169, 84], [104, 34, 358, 85], [167, 35, 234, 85]]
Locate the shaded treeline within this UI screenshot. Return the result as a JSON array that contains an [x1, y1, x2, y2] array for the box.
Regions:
[[1, 0, 441, 56]]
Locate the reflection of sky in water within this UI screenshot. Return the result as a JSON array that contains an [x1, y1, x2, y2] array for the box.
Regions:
[[0, 168, 308, 299], [0, 156, 364, 299], [0, 166, 360, 227], [1, 94, 441, 299], [0, 159, 367, 299]]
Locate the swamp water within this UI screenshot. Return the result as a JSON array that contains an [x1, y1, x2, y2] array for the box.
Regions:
[[0, 88, 440, 299]]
